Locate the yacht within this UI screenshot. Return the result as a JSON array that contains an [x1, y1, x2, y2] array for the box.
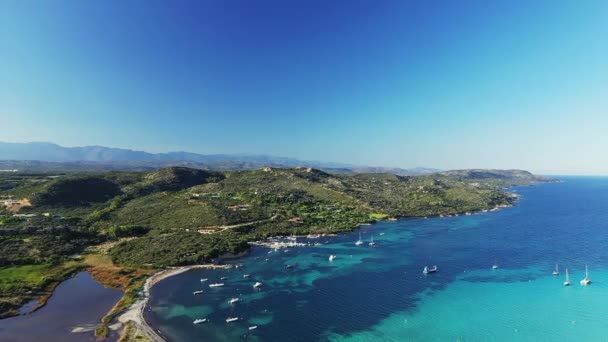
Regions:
[[249, 326, 258, 330], [193, 290, 204, 295], [200, 278, 208, 282], [552, 263, 560, 276], [253, 282, 262, 288], [209, 283, 225, 288], [226, 317, 239, 323], [228, 297, 240, 304], [355, 232, 364, 246], [564, 268, 570, 286], [329, 254, 337, 262], [423, 265, 438, 274], [193, 318, 208, 324], [369, 235, 376, 247], [580, 265, 591, 286]]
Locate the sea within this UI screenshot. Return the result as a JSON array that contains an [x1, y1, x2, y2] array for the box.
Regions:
[[144, 177, 608, 341], [5, 177, 607, 342]]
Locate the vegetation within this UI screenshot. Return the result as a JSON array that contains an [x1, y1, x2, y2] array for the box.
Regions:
[[0, 166, 548, 320]]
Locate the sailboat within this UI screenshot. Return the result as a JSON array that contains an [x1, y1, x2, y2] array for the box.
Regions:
[[492, 259, 498, 269], [369, 234, 376, 247], [580, 265, 591, 286], [552, 263, 560, 276], [329, 254, 336, 262], [563, 268, 570, 286], [355, 232, 363, 246]]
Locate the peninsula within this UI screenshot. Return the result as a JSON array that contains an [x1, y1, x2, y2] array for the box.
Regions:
[[0, 166, 550, 339]]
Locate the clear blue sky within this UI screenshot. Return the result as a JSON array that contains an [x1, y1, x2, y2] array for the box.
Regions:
[[1, 0, 607, 174]]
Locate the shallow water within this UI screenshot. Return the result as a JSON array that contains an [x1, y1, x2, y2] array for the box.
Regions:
[[146, 177, 608, 341], [0, 271, 123, 342]]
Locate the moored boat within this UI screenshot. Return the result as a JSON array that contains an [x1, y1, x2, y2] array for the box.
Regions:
[[355, 232, 363, 246], [228, 297, 239, 304], [580, 265, 591, 286], [226, 317, 239, 323], [209, 283, 224, 288], [193, 290, 204, 295], [423, 265, 438, 274], [193, 318, 208, 324], [253, 282, 262, 288]]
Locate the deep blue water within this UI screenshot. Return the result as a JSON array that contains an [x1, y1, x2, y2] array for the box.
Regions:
[[146, 177, 608, 341]]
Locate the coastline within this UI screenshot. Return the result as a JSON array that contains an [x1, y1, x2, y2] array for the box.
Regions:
[[114, 195, 521, 341], [117, 264, 231, 342]]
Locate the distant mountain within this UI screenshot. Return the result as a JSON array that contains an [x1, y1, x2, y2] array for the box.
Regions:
[[0, 142, 437, 175]]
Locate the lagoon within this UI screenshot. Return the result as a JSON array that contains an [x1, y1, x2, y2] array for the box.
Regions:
[[0, 272, 123, 342]]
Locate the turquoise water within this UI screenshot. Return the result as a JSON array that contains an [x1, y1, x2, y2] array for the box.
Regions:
[[146, 177, 608, 341]]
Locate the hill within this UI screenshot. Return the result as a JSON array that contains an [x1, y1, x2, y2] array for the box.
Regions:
[[0, 166, 549, 317], [434, 169, 552, 185]]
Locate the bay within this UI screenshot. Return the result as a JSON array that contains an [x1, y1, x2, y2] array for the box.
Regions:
[[146, 177, 608, 341]]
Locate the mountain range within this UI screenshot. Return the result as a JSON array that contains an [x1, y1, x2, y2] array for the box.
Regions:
[[0, 142, 439, 175]]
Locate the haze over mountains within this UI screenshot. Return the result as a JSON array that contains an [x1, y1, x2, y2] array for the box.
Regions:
[[0, 142, 438, 175]]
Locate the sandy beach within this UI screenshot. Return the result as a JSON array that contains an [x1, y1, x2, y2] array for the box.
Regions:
[[118, 264, 231, 342]]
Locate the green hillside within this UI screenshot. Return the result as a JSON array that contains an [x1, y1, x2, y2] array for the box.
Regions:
[[0, 166, 546, 317]]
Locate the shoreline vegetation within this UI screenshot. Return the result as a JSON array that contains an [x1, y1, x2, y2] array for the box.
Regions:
[[0, 166, 552, 340]]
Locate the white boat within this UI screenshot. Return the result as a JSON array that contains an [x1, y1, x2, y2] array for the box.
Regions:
[[355, 232, 363, 246], [249, 325, 258, 330], [369, 235, 376, 247], [220, 277, 228, 280], [228, 297, 240, 304], [552, 263, 560, 276], [423, 265, 438, 274], [200, 278, 208, 282], [580, 265, 591, 286], [243, 274, 251, 278], [492, 259, 498, 269], [379, 232, 385, 236], [193, 318, 208, 324], [209, 283, 225, 288], [285, 264, 294, 269], [329, 254, 336, 262], [564, 268, 570, 286], [226, 317, 239, 323], [253, 282, 262, 288], [193, 290, 204, 295]]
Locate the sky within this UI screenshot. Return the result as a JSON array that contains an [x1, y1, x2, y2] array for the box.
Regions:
[[1, 0, 607, 174]]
